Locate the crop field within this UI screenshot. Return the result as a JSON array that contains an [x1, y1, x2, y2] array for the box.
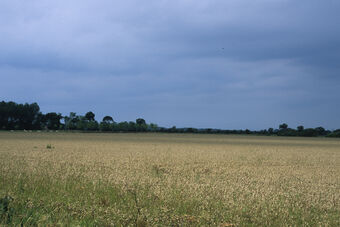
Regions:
[[0, 132, 339, 226]]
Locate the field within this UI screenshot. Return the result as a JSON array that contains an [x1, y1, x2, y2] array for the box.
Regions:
[[0, 132, 339, 226]]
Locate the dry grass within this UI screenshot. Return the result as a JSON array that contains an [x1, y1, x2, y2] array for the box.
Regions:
[[0, 132, 339, 226]]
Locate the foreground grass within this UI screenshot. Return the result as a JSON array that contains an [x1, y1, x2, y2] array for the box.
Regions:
[[0, 132, 339, 226]]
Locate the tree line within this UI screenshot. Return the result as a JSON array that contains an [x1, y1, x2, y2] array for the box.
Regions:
[[0, 101, 339, 137], [0, 101, 155, 132]]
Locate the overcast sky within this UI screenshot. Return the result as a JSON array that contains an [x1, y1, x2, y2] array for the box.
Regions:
[[1, 0, 339, 130]]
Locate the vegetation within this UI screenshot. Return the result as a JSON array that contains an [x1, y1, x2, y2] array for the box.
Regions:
[[0, 132, 339, 226], [0, 100, 339, 137]]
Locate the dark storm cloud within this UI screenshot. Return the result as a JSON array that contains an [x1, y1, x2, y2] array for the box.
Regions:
[[1, 0, 340, 129]]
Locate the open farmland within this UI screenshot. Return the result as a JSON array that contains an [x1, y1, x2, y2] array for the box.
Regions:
[[0, 132, 339, 226]]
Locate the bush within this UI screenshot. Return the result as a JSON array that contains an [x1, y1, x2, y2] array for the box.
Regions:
[[277, 128, 298, 136], [326, 129, 340, 138], [298, 128, 318, 137]]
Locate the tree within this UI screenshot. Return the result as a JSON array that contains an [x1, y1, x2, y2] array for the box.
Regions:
[[85, 111, 95, 121], [76, 116, 87, 130], [99, 122, 112, 131], [64, 112, 78, 130], [128, 121, 136, 131], [279, 123, 288, 130], [148, 123, 158, 131], [169, 126, 177, 133], [87, 120, 99, 131], [268, 128, 274, 134], [102, 116, 114, 123], [0, 101, 42, 130], [136, 118, 146, 125], [297, 125, 304, 132], [186, 128, 198, 133], [117, 121, 129, 132], [0, 101, 19, 129], [299, 128, 318, 137], [326, 129, 340, 138], [100, 116, 114, 132], [315, 127, 326, 136], [43, 112, 62, 130]]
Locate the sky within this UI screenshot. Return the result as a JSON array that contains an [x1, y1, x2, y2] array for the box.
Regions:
[[1, 0, 340, 130]]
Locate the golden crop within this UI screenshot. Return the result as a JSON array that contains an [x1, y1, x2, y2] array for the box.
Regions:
[[0, 132, 339, 226]]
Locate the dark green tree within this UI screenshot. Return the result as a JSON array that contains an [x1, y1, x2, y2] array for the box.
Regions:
[[0, 101, 42, 130], [297, 125, 304, 132], [136, 118, 146, 125], [148, 123, 158, 131], [102, 116, 114, 123], [64, 112, 78, 130], [170, 126, 177, 133], [279, 123, 288, 130], [299, 128, 318, 137], [85, 111, 95, 121], [327, 129, 340, 138], [87, 120, 99, 131], [43, 112, 62, 130], [315, 127, 326, 136], [117, 121, 129, 131], [135, 118, 146, 132], [76, 116, 87, 130], [100, 116, 114, 132], [268, 128, 274, 134], [128, 121, 137, 131]]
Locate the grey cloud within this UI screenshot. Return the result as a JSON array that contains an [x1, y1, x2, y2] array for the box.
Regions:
[[0, 0, 339, 129]]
